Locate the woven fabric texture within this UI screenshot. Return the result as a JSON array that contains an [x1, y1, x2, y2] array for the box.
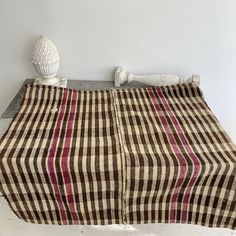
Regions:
[[0, 83, 235, 229]]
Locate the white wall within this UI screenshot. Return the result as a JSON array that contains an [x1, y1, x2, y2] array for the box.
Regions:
[[0, 0, 236, 141]]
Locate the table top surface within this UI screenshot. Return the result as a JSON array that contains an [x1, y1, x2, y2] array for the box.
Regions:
[[1, 79, 148, 119]]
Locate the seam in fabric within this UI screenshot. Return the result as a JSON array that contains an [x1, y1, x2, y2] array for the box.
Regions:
[[110, 89, 127, 225]]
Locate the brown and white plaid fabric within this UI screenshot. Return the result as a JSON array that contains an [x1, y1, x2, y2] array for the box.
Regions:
[[0, 83, 235, 229]]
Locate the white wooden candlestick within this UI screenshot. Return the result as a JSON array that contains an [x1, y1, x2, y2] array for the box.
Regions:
[[114, 67, 200, 87]]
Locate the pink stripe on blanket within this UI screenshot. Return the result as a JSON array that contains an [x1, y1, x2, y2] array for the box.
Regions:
[[147, 87, 187, 223], [156, 87, 200, 223], [48, 89, 68, 224], [61, 90, 79, 223]]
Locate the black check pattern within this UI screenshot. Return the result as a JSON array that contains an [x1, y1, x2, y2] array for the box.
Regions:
[[0, 83, 235, 229]]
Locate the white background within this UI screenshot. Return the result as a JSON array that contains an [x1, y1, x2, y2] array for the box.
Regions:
[[0, 0, 235, 235]]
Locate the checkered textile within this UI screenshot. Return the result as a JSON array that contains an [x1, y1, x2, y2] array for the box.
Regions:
[[0, 83, 235, 229]]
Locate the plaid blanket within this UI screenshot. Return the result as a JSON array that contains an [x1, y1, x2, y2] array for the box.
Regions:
[[0, 83, 235, 229]]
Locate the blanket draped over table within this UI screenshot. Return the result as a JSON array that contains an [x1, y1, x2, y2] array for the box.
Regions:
[[0, 83, 235, 229]]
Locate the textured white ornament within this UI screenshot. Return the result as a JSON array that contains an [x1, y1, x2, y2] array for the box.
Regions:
[[32, 35, 60, 77], [32, 35, 61, 86]]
